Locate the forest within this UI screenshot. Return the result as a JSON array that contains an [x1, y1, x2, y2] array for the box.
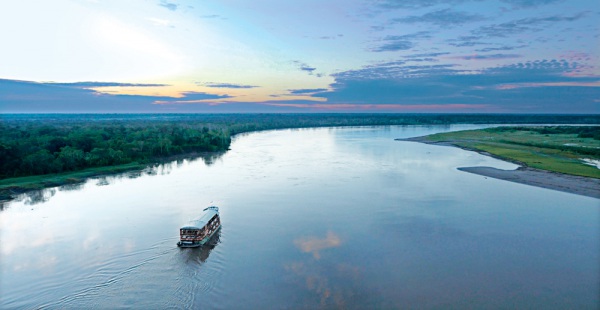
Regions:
[[1, 113, 599, 180]]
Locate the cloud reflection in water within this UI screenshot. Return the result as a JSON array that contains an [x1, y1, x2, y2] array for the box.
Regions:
[[294, 231, 341, 260], [286, 232, 379, 308]]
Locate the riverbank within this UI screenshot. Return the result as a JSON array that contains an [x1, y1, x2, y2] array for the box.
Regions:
[[458, 166, 600, 199], [0, 162, 146, 201], [409, 126, 600, 178], [2, 118, 598, 202], [0, 151, 224, 201], [399, 135, 600, 199]]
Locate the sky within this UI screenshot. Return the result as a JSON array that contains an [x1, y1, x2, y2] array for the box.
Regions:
[[0, 0, 598, 113]]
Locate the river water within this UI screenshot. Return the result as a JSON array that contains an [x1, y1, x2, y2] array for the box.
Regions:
[[1, 125, 598, 309]]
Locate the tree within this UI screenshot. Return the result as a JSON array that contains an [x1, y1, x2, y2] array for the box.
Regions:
[[58, 146, 86, 170]]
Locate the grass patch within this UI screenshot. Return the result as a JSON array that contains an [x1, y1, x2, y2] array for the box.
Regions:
[[424, 127, 600, 179]]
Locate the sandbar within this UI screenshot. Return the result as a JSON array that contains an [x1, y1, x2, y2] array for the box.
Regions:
[[398, 136, 600, 199]]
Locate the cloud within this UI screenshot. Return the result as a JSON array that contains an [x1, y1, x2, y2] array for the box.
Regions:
[[307, 59, 600, 113], [198, 82, 259, 89], [446, 35, 487, 47], [371, 32, 432, 52], [301, 66, 316, 73], [475, 45, 527, 52], [264, 102, 488, 112], [558, 51, 592, 63], [159, 0, 178, 11], [370, 25, 386, 32], [2, 70, 597, 113], [170, 91, 231, 101], [404, 57, 439, 62], [485, 59, 591, 79], [294, 232, 341, 260], [375, 0, 478, 9], [43, 82, 168, 88], [292, 61, 318, 75], [318, 34, 344, 40], [372, 40, 414, 52], [447, 13, 587, 46], [463, 85, 600, 113], [333, 61, 457, 80], [392, 9, 485, 27], [403, 52, 450, 58], [451, 53, 522, 60], [0, 79, 168, 112], [0, 79, 229, 112], [472, 13, 587, 37], [401, 52, 448, 62], [500, 0, 562, 8], [315, 78, 463, 105], [288, 88, 328, 95]]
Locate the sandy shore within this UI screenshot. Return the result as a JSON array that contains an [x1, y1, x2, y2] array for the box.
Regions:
[[458, 166, 600, 199], [398, 136, 600, 199]]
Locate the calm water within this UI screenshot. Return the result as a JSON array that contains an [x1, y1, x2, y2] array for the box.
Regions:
[[1, 125, 598, 309]]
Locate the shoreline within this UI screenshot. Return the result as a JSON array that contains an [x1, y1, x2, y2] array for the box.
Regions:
[[398, 136, 600, 199], [0, 151, 224, 202], [3, 127, 599, 202]]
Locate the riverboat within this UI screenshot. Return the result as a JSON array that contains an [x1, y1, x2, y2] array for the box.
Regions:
[[177, 206, 221, 248]]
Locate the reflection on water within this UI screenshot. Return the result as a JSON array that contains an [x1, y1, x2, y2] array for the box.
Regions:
[[14, 188, 57, 205], [283, 261, 370, 308], [96, 178, 110, 186], [1, 125, 598, 309], [285, 231, 376, 308], [59, 183, 85, 192], [2, 151, 229, 206], [294, 231, 341, 259], [181, 228, 221, 264], [201, 151, 226, 166]]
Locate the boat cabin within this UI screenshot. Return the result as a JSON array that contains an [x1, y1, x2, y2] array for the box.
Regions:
[[178, 206, 221, 247]]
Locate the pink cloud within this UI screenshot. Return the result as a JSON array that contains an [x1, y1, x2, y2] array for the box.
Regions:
[[495, 81, 600, 90], [263, 103, 489, 111], [153, 100, 227, 105], [558, 51, 592, 62], [447, 54, 521, 61]]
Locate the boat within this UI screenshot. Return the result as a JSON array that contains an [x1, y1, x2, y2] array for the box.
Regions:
[[177, 206, 221, 248]]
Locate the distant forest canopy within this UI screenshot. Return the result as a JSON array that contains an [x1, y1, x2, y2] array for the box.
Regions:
[[1, 113, 599, 179]]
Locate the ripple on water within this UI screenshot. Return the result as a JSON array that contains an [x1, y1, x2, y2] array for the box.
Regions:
[[2, 126, 598, 309], [169, 232, 225, 309], [37, 238, 180, 309]]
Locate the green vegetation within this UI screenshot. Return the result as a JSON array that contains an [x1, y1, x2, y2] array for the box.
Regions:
[[0, 122, 229, 178], [424, 126, 600, 178], [0, 162, 146, 199], [1, 114, 599, 199]]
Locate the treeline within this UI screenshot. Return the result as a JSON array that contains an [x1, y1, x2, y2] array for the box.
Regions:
[[0, 123, 229, 178], [4, 113, 600, 128], [1, 114, 599, 179]]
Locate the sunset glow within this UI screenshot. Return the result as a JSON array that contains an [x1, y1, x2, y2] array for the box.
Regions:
[[1, 0, 598, 113]]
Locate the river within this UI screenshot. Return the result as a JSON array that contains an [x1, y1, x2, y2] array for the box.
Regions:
[[1, 125, 598, 309]]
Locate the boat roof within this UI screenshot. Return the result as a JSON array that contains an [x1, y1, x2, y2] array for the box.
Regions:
[[180, 206, 219, 230]]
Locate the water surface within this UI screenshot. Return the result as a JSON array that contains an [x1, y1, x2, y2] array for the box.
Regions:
[[1, 125, 598, 309]]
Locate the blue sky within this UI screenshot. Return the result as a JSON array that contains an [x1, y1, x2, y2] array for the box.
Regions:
[[0, 0, 598, 113]]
